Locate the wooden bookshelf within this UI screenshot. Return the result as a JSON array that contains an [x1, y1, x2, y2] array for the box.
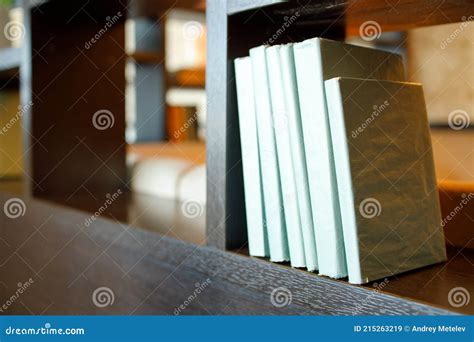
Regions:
[[168, 68, 205, 89], [128, 51, 164, 64], [205, 0, 474, 314], [1, 0, 472, 316], [205, 0, 474, 248]]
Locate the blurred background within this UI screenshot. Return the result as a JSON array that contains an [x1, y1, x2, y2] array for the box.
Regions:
[[0, 0, 472, 248]]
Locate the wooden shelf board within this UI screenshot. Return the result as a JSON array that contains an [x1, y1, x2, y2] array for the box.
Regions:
[[235, 245, 474, 315], [128, 51, 164, 65], [127, 141, 206, 165], [227, 0, 474, 33], [167, 68, 205, 89], [227, 0, 285, 15], [0, 192, 459, 315]]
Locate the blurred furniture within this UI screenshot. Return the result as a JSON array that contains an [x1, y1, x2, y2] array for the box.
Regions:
[[407, 22, 473, 125], [128, 141, 206, 202]]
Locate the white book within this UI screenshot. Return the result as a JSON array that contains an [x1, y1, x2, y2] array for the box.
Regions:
[[325, 77, 447, 284], [293, 38, 405, 278], [266, 45, 306, 268], [249, 46, 289, 262], [234, 57, 269, 257], [279, 44, 319, 271]]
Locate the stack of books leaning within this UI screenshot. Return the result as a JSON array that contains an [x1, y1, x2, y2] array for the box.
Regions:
[[234, 37, 447, 284]]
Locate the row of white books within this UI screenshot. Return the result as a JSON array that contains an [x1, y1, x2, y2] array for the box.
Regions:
[[235, 37, 447, 284]]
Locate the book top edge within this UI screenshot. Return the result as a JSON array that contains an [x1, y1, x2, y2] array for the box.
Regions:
[[324, 77, 422, 88], [234, 56, 250, 62], [294, 37, 402, 59], [250, 42, 295, 52]]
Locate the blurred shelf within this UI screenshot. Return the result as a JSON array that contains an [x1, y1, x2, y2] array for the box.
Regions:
[[128, 141, 206, 165], [129, 0, 206, 17], [227, 0, 474, 34], [0, 47, 21, 71], [168, 68, 205, 89], [128, 51, 164, 64]]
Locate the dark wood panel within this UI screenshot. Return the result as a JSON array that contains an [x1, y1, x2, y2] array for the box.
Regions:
[[128, 52, 164, 64], [0, 192, 457, 315], [227, 0, 285, 15], [227, 0, 474, 33], [24, 1, 127, 197]]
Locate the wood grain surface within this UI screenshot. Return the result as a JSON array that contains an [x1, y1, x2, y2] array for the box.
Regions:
[[22, 0, 127, 197], [0, 192, 462, 315]]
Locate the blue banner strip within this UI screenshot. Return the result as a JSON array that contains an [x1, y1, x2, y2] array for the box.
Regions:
[[0, 316, 472, 341]]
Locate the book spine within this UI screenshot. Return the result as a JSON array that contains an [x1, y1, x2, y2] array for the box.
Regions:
[[234, 57, 269, 257], [324, 78, 363, 284], [294, 40, 347, 278], [279, 44, 319, 272], [266, 45, 306, 268], [250, 46, 289, 262]]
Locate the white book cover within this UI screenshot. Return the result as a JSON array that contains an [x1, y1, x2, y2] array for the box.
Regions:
[[293, 38, 405, 278], [266, 45, 306, 268], [250, 46, 289, 262], [234, 57, 269, 257], [325, 77, 447, 284], [279, 44, 319, 272]]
